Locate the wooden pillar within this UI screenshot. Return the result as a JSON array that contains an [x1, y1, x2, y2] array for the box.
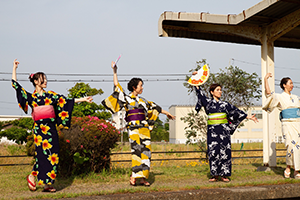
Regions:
[[261, 28, 277, 167]]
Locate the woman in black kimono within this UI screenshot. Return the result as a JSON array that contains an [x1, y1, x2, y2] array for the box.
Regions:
[[12, 59, 92, 192], [195, 81, 258, 182]]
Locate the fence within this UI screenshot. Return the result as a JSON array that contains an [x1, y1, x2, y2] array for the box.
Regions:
[[0, 149, 287, 166]]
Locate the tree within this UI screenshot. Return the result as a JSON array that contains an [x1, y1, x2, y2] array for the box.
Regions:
[[151, 118, 169, 142], [181, 60, 261, 151], [67, 82, 111, 120]]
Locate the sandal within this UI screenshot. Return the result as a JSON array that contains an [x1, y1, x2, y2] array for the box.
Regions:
[[294, 172, 300, 180], [284, 169, 291, 179], [43, 186, 56, 193], [220, 177, 230, 182], [26, 175, 36, 191], [209, 176, 218, 182], [140, 178, 150, 187], [130, 176, 136, 186]]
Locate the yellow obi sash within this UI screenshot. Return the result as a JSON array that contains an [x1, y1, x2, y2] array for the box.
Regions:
[[207, 113, 228, 125]]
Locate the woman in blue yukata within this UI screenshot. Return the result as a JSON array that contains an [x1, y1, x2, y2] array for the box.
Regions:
[[102, 61, 175, 186], [194, 72, 258, 182], [12, 59, 93, 192]]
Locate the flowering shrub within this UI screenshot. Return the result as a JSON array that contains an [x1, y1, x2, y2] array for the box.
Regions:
[[26, 115, 120, 176], [58, 115, 120, 175]]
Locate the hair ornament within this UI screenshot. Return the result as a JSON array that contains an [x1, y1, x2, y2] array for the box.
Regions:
[[30, 73, 34, 78]]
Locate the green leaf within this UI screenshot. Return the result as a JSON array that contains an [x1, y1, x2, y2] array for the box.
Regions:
[[48, 138, 52, 142], [43, 150, 47, 155]]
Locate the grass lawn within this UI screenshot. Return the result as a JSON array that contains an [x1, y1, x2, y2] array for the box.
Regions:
[[0, 142, 296, 200]]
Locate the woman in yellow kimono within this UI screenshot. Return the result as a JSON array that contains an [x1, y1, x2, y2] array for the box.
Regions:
[[12, 59, 93, 192], [263, 73, 300, 179], [102, 61, 175, 186]]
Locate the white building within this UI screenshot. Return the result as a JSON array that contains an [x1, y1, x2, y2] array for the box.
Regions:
[[169, 105, 282, 144]]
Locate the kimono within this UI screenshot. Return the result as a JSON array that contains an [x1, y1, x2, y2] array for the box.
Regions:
[[12, 80, 74, 186], [262, 92, 300, 170], [102, 83, 161, 178], [195, 87, 247, 177]]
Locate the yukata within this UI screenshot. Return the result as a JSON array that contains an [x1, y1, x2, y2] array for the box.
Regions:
[[195, 87, 247, 177], [262, 92, 300, 170], [12, 80, 74, 186], [102, 83, 161, 178]]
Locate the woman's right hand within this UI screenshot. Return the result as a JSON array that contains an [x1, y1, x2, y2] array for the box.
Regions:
[[265, 73, 272, 80], [13, 59, 19, 69]]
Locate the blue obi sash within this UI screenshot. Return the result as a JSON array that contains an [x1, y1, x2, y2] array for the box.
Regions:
[[280, 108, 300, 120]]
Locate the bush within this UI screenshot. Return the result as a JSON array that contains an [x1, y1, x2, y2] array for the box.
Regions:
[[59, 116, 120, 176]]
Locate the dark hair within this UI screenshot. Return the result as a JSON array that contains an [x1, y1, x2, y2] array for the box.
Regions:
[[28, 72, 46, 87], [127, 78, 143, 92], [280, 77, 291, 90], [209, 83, 222, 97]]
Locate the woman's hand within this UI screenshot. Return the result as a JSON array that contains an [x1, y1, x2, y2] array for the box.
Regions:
[[247, 114, 258, 123], [13, 59, 19, 69], [166, 112, 176, 120], [264, 73, 272, 80], [75, 96, 93, 103], [161, 109, 176, 120], [192, 71, 198, 75]]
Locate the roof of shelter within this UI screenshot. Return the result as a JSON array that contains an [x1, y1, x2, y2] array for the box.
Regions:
[[158, 0, 300, 49]]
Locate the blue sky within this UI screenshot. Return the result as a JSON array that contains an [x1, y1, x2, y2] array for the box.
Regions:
[[1, 0, 299, 118]]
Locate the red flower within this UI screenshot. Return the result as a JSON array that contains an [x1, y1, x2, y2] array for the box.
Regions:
[[66, 139, 70, 143]]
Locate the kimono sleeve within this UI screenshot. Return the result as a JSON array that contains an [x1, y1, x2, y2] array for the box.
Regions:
[[194, 86, 210, 113], [226, 103, 247, 135], [11, 79, 32, 114], [55, 93, 74, 129], [146, 101, 162, 130], [262, 92, 280, 113], [102, 83, 126, 114]]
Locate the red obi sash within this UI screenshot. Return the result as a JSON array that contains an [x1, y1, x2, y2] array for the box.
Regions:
[[125, 109, 145, 122], [32, 105, 55, 121]]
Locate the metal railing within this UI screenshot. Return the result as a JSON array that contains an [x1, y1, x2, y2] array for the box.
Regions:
[[0, 149, 287, 166]]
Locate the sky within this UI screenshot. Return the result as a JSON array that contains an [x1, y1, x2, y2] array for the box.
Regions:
[[1, 0, 300, 120]]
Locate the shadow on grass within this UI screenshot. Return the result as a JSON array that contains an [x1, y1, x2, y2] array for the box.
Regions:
[[55, 175, 75, 192], [252, 162, 286, 177], [147, 171, 164, 185]]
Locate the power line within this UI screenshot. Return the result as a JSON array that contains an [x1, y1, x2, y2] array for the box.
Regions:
[[0, 72, 189, 77], [0, 78, 186, 82], [232, 58, 300, 71]]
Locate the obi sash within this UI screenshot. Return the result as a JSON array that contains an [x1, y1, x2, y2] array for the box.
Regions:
[[280, 108, 300, 120], [125, 109, 145, 122], [207, 113, 228, 125], [32, 105, 55, 121]]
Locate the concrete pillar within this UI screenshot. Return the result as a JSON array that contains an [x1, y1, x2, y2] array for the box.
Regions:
[[261, 29, 277, 167]]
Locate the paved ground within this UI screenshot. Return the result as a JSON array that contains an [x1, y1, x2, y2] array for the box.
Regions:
[[44, 183, 300, 200]]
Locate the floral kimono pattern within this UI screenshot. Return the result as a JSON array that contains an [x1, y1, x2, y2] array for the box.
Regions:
[[12, 80, 74, 185], [102, 83, 161, 178], [195, 87, 247, 177], [263, 92, 300, 170]]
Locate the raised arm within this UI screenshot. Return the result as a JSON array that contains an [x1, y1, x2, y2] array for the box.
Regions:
[[111, 61, 118, 87], [264, 73, 272, 95], [12, 59, 19, 81]]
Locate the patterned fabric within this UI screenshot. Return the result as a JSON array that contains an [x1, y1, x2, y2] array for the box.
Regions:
[[263, 92, 300, 170], [102, 83, 161, 178], [195, 86, 247, 176], [12, 80, 74, 185]]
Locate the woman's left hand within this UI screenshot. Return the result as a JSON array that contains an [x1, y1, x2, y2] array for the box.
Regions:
[[84, 96, 93, 103], [166, 112, 176, 120], [247, 114, 258, 123]]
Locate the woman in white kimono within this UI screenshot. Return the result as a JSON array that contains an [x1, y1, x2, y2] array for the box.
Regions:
[[263, 73, 300, 179]]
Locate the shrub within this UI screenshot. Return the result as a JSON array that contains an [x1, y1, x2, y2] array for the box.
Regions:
[[59, 116, 120, 176]]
